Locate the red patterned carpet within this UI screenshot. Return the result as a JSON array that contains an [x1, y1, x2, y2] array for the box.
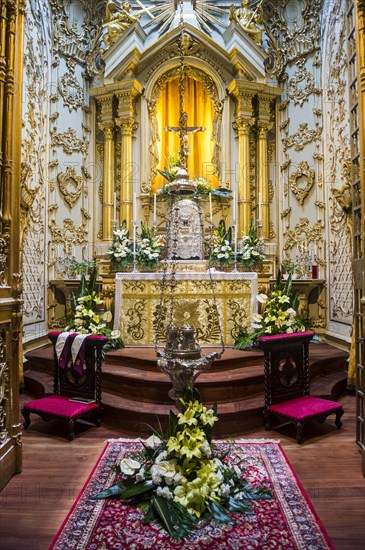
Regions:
[[49, 439, 334, 549]]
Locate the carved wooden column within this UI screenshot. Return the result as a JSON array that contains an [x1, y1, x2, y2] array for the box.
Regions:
[[0, 0, 25, 490], [115, 80, 143, 231], [227, 82, 255, 234], [97, 94, 115, 241], [257, 95, 273, 239]]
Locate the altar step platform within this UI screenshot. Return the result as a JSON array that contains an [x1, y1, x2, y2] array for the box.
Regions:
[[23, 342, 349, 438]]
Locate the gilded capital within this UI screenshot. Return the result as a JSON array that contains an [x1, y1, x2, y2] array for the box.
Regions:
[[236, 117, 255, 136], [98, 121, 114, 139], [115, 116, 137, 136], [257, 121, 273, 138]]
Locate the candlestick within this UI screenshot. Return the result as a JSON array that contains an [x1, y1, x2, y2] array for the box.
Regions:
[[133, 192, 137, 225], [209, 192, 213, 223], [232, 192, 236, 222], [153, 193, 157, 226], [258, 192, 262, 221]]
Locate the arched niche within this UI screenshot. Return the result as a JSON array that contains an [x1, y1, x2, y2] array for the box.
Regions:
[[146, 65, 224, 190]]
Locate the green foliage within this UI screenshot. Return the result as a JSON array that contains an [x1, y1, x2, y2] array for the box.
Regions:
[[234, 270, 306, 350], [90, 394, 272, 541]]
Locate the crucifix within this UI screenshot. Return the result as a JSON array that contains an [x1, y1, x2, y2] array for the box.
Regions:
[[164, 110, 206, 169]]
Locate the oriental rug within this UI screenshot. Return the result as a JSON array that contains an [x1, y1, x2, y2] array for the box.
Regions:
[[49, 439, 334, 550]]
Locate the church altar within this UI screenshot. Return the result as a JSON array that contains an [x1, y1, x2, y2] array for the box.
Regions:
[[113, 271, 258, 346]]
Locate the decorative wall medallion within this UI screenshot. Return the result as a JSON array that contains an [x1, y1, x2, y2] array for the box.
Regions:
[[289, 161, 315, 205], [57, 71, 83, 112], [283, 122, 322, 151], [51, 128, 88, 154], [287, 67, 321, 106], [57, 166, 83, 207]]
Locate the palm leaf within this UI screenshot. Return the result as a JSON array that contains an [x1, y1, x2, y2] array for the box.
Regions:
[[90, 481, 126, 499], [152, 495, 178, 539], [207, 501, 235, 524], [119, 479, 154, 499], [227, 496, 254, 514]]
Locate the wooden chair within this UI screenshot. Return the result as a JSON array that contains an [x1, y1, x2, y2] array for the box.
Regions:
[[22, 332, 107, 440], [259, 331, 344, 443]]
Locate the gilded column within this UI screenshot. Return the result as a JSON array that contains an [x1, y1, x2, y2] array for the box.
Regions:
[[99, 123, 115, 240], [257, 94, 273, 239], [115, 117, 135, 229], [227, 81, 256, 234], [114, 81, 143, 232], [97, 94, 115, 241], [236, 117, 255, 232]]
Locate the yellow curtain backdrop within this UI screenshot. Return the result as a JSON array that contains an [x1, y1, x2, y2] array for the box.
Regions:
[[153, 76, 218, 190]]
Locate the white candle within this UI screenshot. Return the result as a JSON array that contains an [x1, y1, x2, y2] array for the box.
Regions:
[[153, 193, 157, 225], [232, 192, 236, 222], [234, 224, 238, 255], [133, 192, 137, 225], [113, 192, 117, 222], [209, 192, 213, 223], [133, 224, 136, 255]]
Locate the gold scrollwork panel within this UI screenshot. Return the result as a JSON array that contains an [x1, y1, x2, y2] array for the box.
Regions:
[[118, 279, 253, 346]]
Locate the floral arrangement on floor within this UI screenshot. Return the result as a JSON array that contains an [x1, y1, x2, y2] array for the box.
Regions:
[[237, 222, 265, 271], [91, 391, 272, 541], [209, 219, 235, 269], [137, 222, 163, 271], [234, 271, 306, 349], [67, 264, 123, 352], [108, 220, 134, 271]]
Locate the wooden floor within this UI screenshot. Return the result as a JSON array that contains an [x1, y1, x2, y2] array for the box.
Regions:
[[0, 393, 364, 550]]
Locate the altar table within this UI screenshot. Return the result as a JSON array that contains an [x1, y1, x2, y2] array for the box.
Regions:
[[113, 271, 258, 346]]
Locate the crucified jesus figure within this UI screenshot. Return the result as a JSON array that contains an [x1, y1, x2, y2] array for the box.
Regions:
[[164, 111, 206, 169]]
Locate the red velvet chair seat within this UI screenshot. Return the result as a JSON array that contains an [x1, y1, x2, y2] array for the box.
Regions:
[[23, 396, 99, 419], [268, 396, 342, 421]]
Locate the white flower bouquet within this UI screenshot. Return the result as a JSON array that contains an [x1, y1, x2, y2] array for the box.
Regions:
[[108, 220, 133, 270], [209, 219, 234, 269], [137, 223, 163, 270], [238, 222, 265, 271], [235, 271, 306, 349], [91, 393, 272, 541]]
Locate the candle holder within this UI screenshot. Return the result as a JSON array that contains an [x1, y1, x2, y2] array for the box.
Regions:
[[132, 221, 139, 273]]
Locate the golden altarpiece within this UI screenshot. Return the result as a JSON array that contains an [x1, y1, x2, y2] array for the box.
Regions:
[[87, 8, 282, 345]]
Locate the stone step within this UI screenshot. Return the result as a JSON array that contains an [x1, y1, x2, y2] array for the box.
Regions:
[[23, 342, 349, 438]]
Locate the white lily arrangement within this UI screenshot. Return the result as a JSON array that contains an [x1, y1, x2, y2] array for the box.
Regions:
[[91, 393, 271, 541], [238, 222, 265, 269], [210, 219, 234, 266], [67, 264, 123, 352], [137, 222, 163, 270], [235, 271, 306, 349], [108, 220, 133, 270]]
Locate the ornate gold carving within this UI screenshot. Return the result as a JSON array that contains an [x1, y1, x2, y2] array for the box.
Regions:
[[0, 331, 9, 445], [49, 219, 88, 252], [281, 207, 291, 218], [283, 122, 322, 151], [229, 0, 264, 45], [0, 236, 10, 287], [283, 217, 324, 253], [289, 161, 315, 205], [315, 200, 325, 209], [51, 128, 88, 154], [57, 166, 83, 208], [102, 1, 140, 49], [57, 61, 83, 112], [332, 184, 352, 214], [287, 67, 321, 106], [11, 274, 23, 300], [263, 0, 323, 78], [280, 159, 291, 171]]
